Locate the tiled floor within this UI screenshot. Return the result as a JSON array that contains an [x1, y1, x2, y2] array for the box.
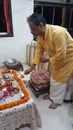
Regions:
[[26, 86, 73, 130]]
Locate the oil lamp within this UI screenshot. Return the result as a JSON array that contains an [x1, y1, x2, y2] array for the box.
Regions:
[[21, 93, 24, 98], [20, 71, 24, 78], [10, 69, 13, 74]]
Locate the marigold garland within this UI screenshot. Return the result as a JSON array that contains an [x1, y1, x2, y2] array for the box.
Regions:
[[0, 69, 30, 110]]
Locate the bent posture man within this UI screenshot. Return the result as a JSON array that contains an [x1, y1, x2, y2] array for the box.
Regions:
[[24, 13, 73, 109]]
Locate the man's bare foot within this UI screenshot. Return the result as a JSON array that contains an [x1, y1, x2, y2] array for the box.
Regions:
[[49, 103, 59, 109], [43, 94, 49, 100]]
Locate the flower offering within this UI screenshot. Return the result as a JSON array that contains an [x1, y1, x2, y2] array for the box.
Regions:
[[0, 69, 30, 110]]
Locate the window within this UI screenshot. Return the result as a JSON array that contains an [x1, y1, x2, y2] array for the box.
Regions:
[[34, 0, 73, 37], [0, 0, 13, 37]]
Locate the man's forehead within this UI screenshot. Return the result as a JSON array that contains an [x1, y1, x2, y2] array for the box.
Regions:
[[29, 22, 38, 28]]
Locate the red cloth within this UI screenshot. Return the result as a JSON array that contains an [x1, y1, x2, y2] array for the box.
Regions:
[[30, 70, 51, 89]]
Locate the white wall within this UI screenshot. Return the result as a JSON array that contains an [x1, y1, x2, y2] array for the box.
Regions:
[[0, 0, 33, 66]]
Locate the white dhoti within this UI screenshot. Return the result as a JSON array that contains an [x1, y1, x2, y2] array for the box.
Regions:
[[50, 76, 73, 104]]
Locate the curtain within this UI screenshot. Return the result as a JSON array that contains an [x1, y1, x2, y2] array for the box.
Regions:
[[3, 0, 10, 34]]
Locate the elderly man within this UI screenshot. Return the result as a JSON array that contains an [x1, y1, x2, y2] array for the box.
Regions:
[[24, 13, 73, 109]]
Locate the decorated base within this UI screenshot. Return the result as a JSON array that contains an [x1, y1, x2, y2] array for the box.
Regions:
[[0, 69, 30, 110]]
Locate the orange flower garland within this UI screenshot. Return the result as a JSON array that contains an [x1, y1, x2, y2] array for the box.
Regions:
[[0, 69, 30, 110]]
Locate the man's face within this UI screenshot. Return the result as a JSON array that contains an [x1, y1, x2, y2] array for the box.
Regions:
[[28, 21, 44, 37]]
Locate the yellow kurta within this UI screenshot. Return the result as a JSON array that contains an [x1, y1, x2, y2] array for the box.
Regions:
[[32, 24, 73, 83]]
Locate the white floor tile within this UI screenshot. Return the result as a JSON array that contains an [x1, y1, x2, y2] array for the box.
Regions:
[[25, 87, 73, 130]]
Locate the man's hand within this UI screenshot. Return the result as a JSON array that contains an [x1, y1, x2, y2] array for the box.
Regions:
[[24, 68, 32, 75], [40, 58, 49, 63], [24, 64, 36, 75]]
